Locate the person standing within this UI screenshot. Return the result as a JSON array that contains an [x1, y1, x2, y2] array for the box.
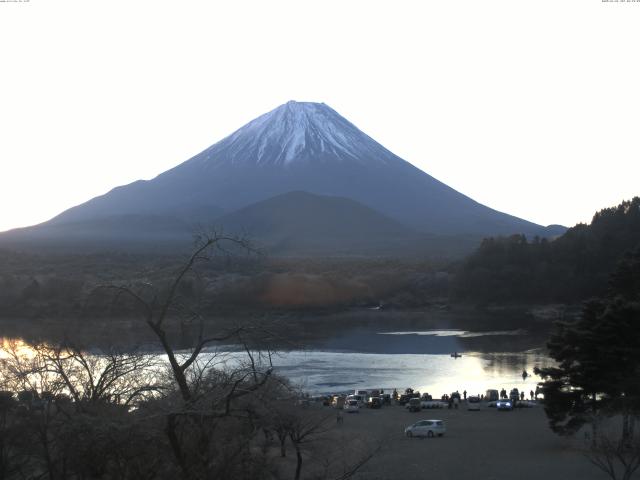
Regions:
[[463, 390, 467, 400]]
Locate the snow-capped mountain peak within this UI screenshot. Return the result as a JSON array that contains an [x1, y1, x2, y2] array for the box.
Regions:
[[33, 100, 553, 243], [193, 101, 399, 168]]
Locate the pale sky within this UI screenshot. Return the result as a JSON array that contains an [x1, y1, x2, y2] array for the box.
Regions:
[[1, 0, 639, 233]]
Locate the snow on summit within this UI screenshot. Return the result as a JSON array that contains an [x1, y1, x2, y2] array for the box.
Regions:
[[193, 101, 400, 168], [32, 99, 552, 240]]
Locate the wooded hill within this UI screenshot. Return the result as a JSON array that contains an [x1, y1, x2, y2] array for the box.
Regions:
[[454, 197, 640, 304]]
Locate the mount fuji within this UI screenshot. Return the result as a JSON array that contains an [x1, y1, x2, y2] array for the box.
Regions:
[[1, 101, 563, 255]]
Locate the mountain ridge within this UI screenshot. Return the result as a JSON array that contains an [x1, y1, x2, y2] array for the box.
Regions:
[[1, 101, 564, 255]]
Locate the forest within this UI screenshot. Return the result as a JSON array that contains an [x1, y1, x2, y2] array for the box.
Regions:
[[454, 197, 640, 304], [0, 198, 638, 341]]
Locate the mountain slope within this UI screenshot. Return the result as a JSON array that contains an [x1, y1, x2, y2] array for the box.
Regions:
[[0, 101, 564, 255], [0, 214, 197, 252], [48, 101, 554, 237], [214, 191, 423, 255]]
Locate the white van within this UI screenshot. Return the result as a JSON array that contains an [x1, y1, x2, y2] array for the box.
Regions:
[[343, 399, 360, 413], [354, 390, 369, 403]]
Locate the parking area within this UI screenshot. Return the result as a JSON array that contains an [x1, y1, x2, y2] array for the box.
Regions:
[[328, 401, 606, 480]]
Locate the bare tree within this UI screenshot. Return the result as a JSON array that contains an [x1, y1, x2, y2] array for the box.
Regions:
[[0, 233, 381, 479], [586, 415, 640, 480], [94, 232, 281, 478], [0, 339, 169, 480], [287, 409, 333, 480], [0, 340, 59, 396], [1, 340, 163, 410], [34, 343, 163, 409], [0, 390, 28, 480], [97, 232, 261, 402]]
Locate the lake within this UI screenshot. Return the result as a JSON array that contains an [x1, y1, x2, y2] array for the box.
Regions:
[[1, 324, 553, 398], [208, 328, 553, 396]]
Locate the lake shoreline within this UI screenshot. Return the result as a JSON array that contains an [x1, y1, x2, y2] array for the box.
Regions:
[[0, 303, 575, 351]]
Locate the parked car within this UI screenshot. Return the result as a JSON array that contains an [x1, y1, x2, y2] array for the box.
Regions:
[[354, 390, 369, 403], [467, 395, 481, 411], [343, 399, 360, 413], [421, 400, 447, 409], [485, 389, 499, 402], [367, 396, 383, 409], [405, 419, 446, 438], [348, 394, 365, 406], [398, 392, 420, 405], [509, 388, 520, 404], [496, 398, 513, 411], [407, 397, 422, 412], [381, 393, 392, 405]]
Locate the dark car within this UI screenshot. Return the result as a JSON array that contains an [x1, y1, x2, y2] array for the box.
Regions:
[[367, 396, 383, 409], [407, 397, 422, 412], [485, 389, 499, 402], [399, 392, 420, 405], [509, 388, 520, 405]]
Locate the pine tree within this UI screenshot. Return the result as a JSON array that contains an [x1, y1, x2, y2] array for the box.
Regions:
[[535, 247, 640, 437]]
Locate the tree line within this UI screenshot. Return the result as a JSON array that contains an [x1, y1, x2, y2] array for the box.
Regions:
[[454, 197, 640, 304]]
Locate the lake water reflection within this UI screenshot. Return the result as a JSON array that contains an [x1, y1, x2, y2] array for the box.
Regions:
[[212, 329, 553, 396], [240, 350, 550, 396], [1, 328, 553, 398]]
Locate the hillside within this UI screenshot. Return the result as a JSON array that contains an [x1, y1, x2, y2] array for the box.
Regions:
[[214, 191, 423, 255], [454, 197, 640, 303]]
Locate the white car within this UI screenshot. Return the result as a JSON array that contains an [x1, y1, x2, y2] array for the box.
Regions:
[[347, 394, 365, 406], [405, 419, 446, 438], [343, 399, 360, 413]]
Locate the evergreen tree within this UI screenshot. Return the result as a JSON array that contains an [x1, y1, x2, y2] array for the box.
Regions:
[[535, 247, 640, 437], [455, 197, 640, 303]]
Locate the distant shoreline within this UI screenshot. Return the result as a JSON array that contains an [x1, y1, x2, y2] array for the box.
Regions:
[[0, 303, 568, 352]]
